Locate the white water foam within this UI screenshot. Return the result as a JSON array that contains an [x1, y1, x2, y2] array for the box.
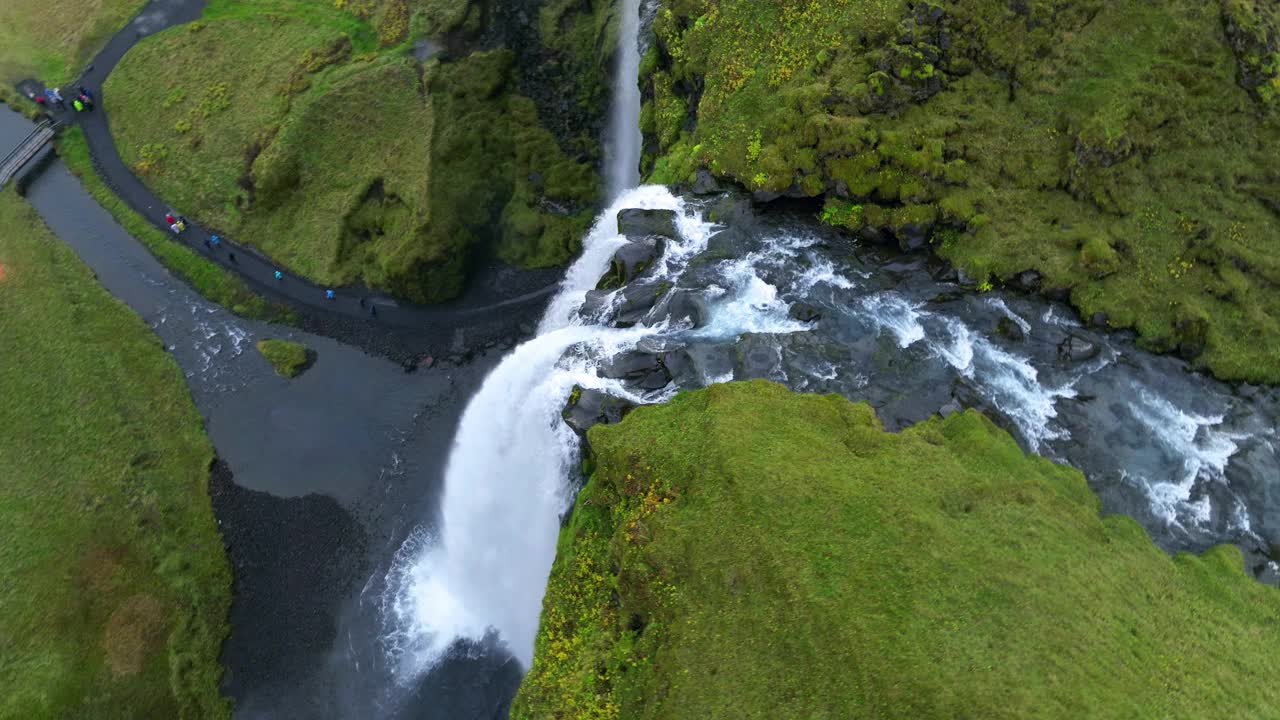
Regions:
[[1126, 387, 1246, 527], [861, 293, 926, 348]]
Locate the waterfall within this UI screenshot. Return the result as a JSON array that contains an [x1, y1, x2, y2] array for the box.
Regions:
[[382, 0, 653, 676], [606, 0, 643, 200]]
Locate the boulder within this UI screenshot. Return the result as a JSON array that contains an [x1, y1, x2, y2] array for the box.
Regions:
[[788, 302, 823, 323], [735, 334, 783, 380], [599, 351, 672, 390], [939, 399, 963, 418], [1088, 312, 1109, 328], [896, 223, 932, 252], [596, 237, 664, 290], [617, 208, 678, 240], [661, 349, 699, 387], [648, 289, 707, 328], [562, 386, 635, 435], [614, 281, 670, 328], [996, 316, 1026, 342], [1057, 335, 1100, 363], [691, 169, 729, 195]]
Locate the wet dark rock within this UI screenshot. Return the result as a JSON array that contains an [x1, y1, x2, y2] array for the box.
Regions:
[[735, 334, 783, 380], [705, 227, 748, 257], [1174, 313, 1209, 360], [996, 316, 1026, 342], [599, 351, 672, 390], [562, 386, 635, 435], [617, 208, 678, 240], [788, 302, 823, 323], [1044, 287, 1072, 303], [859, 226, 892, 246], [596, 237, 664, 290], [896, 223, 932, 252], [661, 349, 698, 387], [1057, 335, 1100, 363], [648, 289, 706, 328], [1088, 312, 1109, 328], [691, 169, 729, 195], [939, 399, 963, 418], [1011, 269, 1043, 292], [615, 281, 671, 328], [930, 261, 960, 283]]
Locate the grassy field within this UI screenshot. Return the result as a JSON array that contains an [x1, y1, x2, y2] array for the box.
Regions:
[[0, 190, 230, 718], [104, 0, 603, 302], [256, 338, 312, 377], [0, 0, 145, 85], [514, 380, 1280, 719], [57, 127, 294, 323], [643, 0, 1280, 382]]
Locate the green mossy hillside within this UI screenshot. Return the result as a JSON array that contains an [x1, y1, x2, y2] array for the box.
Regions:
[[256, 338, 313, 377], [105, 0, 608, 303], [642, 0, 1280, 382], [514, 380, 1280, 719], [0, 191, 230, 718]]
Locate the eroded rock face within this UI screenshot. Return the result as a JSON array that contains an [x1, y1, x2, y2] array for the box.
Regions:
[[562, 386, 635, 435]]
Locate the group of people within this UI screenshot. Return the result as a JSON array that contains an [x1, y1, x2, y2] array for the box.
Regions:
[[164, 212, 187, 235], [34, 86, 94, 113], [160, 211, 377, 316]]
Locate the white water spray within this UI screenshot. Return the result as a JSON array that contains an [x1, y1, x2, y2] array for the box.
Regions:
[[606, 0, 643, 199]]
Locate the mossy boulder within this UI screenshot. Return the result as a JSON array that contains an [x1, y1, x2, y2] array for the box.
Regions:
[[515, 380, 1280, 718]]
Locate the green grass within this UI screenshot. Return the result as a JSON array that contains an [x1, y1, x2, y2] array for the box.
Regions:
[[57, 127, 294, 323], [0, 0, 146, 85], [642, 0, 1280, 382], [256, 338, 312, 377], [104, 0, 601, 303], [514, 380, 1280, 719], [0, 189, 231, 718]]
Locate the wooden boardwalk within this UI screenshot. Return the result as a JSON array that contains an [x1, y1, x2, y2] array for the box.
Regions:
[[0, 120, 57, 190]]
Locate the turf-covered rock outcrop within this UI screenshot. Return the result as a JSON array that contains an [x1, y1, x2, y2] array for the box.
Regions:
[[106, 0, 621, 302], [514, 380, 1280, 718], [641, 0, 1280, 382]]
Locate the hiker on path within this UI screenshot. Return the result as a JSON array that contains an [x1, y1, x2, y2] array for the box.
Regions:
[[171, 220, 186, 234], [325, 289, 335, 301], [72, 98, 84, 112], [274, 270, 283, 281], [228, 252, 236, 263], [165, 212, 176, 225], [210, 234, 221, 248], [47, 88, 63, 108]]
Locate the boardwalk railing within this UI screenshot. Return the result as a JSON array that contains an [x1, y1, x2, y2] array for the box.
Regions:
[[0, 120, 58, 190]]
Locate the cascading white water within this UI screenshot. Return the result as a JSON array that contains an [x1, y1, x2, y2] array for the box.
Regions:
[[606, 0, 643, 199], [383, 188, 708, 675]]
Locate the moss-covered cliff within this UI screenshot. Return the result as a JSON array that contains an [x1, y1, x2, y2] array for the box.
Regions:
[[641, 0, 1280, 382], [105, 0, 621, 302], [514, 381, 1280, 718]]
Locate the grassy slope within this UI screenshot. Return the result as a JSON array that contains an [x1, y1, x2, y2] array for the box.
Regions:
[[514, 380, 1280, 719], [0, 190, 230, 718], [0, 0, 145, 85], [56, 127, 293, 323], [642, 0, 1280, 382], [256, 338, 311, 377], [104, 0, 602, 303]]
